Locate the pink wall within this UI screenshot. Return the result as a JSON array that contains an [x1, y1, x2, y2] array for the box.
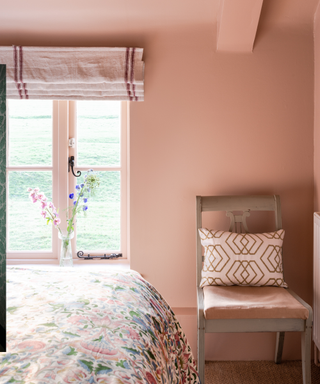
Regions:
[[130, 24, 314, 359], [315, 4, 320, 212], [1, 13, 315, 360]]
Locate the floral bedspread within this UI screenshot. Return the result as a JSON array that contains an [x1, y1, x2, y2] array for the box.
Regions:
[[1, 267, 200, 384]]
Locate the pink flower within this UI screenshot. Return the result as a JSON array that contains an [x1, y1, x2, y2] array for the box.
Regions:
[[122, 327, 140, 340], [41, 201, 48, 209], [27, 187, 33, 192], [53, 218, 61, 226], [17, 340, 46, 351], [63, 368, 87, 383], [39, 193, 48, 201], [48, 202, 54, 209], [29, 192, 37, 200], [37, 192, 45, 200], [34, 188, 39, 192], [40, 211, 47, 218], [67, 315, 87, 325], [145, 372, 157, 384], [44, 372, 56, 380], [32, 198, 38, 204]]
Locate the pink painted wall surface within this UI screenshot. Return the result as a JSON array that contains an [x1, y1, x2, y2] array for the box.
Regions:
[[315, 4, 320, 212], [0, 0, 316, 360], [130, 24, 314, 360]]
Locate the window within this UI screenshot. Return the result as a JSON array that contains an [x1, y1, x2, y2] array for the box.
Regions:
[[6, 100, 128, 262]]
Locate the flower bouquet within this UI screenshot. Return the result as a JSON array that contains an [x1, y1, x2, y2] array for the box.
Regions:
[[28, 169, 100, 267]]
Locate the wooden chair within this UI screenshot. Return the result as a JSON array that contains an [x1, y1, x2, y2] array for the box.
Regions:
[[196, 195, 313, 384]]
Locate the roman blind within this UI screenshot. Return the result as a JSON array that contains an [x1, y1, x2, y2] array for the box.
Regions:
[[0, 46, 144, 101]]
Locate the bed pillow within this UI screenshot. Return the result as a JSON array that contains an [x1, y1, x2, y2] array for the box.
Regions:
[[199, 229, 288, 288]]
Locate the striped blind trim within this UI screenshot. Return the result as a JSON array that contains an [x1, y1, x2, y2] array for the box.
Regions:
[[0, 46, 144, 101]]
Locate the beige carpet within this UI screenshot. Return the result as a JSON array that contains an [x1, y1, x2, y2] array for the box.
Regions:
[[205, 361, 320, 383]]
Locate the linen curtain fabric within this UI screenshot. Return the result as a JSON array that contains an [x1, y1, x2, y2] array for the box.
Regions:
[[0, 46, 144, 101]]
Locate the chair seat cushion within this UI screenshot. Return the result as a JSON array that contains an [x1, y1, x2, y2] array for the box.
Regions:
[[203, 286, 309, 320]]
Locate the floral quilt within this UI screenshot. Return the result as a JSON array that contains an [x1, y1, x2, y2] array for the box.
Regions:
[[1, 267, 200, 384]]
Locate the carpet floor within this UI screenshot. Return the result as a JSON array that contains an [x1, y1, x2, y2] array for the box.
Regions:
[[204, 361, 320, 383]]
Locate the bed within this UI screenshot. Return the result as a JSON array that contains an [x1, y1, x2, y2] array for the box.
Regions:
[[1, 267, 200, 384]]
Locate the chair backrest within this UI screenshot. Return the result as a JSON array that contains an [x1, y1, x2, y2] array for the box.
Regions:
[[196, 195, 282, 288]]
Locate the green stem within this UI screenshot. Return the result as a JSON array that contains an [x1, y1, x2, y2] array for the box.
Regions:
[[66, 183, 86, 236], [46, 207, 62, 235]]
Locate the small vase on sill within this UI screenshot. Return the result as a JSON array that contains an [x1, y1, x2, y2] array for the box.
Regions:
[[58, 230, 74, 267]]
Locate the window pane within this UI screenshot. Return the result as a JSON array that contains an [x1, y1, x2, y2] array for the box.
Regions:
[[8, 99, 52, 166], [76, 171, 120, 251], [77, 101, 120, 166], [8, 171, 52, 251]]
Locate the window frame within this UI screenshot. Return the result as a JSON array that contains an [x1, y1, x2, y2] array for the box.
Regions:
[[6, 100, 129, 263]]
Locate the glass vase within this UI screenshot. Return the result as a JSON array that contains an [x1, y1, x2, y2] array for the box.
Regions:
[[58, 230, 74, 267]]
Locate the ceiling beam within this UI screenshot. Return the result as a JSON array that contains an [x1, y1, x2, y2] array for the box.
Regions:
[[217, 0, 264, 53]]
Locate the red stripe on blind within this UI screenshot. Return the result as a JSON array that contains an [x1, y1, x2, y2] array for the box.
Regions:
[[19, 46, 28, 99], [125, 47, 129, 84], [13, 46, 22, 99], [13, 46, 17, 83], [19, 46, 22, 83], [133, 84, 137, 101], [125, 48, 137, 101], [130, 48, 137, 101], [125, 47, 130, 100]]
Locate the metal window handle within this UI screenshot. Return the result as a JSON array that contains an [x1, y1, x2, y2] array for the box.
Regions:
[[68, 156, 82, 178], [77, 251, 123, 260]]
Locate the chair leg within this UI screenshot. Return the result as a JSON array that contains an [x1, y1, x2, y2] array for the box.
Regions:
[[275, 332, 285, 364], [197, 327, 205, 384], [301, 326, 312, 384]]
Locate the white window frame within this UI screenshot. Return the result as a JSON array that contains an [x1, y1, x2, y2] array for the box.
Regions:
[[6, 100, 129, 264]]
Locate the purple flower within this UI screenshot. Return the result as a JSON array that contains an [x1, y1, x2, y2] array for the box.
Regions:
[[80, 183, 85, 188], [75, 185, 80, 190], [73, 201, 77, 206], [69, 193, 74, 199], [83, 205, 88, 211], [83, 198, 88, 203]]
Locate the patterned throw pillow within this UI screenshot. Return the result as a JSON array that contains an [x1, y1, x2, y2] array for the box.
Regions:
[[199, 229, 288, 288]]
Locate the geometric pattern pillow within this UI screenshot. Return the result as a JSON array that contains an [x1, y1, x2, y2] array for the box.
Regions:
[[199, 229, 288, 288]]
